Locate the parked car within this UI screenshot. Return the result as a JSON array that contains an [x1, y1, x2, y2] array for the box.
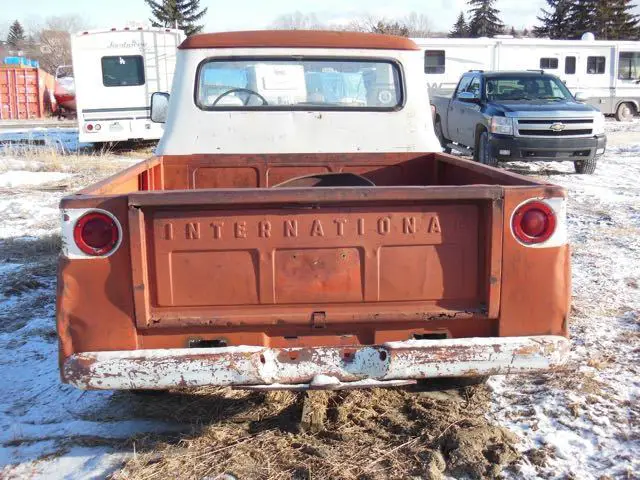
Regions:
[[57, 31, 570, 392], [431, 70, 607, 173]]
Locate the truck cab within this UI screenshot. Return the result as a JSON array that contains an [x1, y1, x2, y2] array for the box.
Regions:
[[431, 70, 607, 174], [58, 32, 570, 392]]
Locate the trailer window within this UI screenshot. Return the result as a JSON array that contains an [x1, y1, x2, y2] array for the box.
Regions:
[[587, 56, 606, 74], [618, 52, 640, 80], [540, 58, 558, 69], [565, 56, 576, 74], [196, 57, 403, 111], [101, 55, 145, 87], [425, 50, 445, 74]]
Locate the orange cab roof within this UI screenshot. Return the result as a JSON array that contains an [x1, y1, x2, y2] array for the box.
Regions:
[[178, 30, 420, 51]]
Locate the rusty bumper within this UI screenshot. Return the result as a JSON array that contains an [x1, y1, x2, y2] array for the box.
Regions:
[[63, 335, 570, 390]]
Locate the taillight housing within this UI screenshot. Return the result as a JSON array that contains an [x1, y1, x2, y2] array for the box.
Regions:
[[73, 211, 120, 256], [512, 200, 556, 245]]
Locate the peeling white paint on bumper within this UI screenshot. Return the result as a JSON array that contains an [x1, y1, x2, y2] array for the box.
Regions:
[[63, 335, 570, 391]]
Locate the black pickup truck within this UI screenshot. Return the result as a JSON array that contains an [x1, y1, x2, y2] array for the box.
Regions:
[[430, 70, 607, 174]]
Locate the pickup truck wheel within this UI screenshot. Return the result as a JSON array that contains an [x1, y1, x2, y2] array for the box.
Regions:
[[574, 157, 598, 174], [433, 118, 451, 153], [434, 119, 451, 153], [615, 102, 635, 122], [477, 131, 498, 167], [415, 376, 489, 391]]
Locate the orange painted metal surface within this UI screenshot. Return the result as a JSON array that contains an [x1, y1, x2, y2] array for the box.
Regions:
[[57, 152, 570, 389], [0, 66, 55, 120], [178, 30, 421, 51]]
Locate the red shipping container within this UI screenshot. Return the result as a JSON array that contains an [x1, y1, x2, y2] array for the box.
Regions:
[[0, 66, 56, 120]]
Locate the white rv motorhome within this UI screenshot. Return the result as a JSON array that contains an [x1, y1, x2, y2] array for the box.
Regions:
[[72, 27, 185, 143], [413, 36, 640, 120]]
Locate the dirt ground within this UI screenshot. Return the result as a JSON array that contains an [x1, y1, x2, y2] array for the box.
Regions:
[[110, 385, 519, 480]]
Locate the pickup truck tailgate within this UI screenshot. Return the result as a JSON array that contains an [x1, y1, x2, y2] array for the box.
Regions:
[[128, 187, 503, 329]]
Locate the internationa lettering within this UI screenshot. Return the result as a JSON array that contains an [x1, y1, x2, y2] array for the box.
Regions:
[[173, 216, 442, 241]]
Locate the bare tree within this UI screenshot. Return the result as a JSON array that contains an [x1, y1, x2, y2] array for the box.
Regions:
[[271, 11, 324, 30], [401, 12, 431, 37], [28, 15, 89, 73], [37, 30, 72, 73]]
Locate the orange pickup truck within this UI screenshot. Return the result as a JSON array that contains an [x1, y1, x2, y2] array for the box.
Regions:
[[57, 31, 570, 391]]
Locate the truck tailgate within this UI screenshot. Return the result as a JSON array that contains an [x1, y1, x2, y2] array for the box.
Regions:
[[128, 186, 503, 329]]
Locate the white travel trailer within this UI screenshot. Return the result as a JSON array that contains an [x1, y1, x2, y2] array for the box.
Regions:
[[413, 36, 640, 120], [71, 27, 185, 143]]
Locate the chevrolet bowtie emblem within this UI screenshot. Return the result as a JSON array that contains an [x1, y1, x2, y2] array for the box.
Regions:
[[550, 122, 566, 132]]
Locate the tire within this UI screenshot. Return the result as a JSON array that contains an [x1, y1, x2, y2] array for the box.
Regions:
[[415, 376, 489, 391], [434, 118, 451, 153], [476, 130, 498, 167], [615, 102, 635, 122], [574, 156, 598, 174]]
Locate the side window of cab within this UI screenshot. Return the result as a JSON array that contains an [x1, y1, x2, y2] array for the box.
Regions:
[[454, 75, 473, 99], [466, 76, 482, 100]]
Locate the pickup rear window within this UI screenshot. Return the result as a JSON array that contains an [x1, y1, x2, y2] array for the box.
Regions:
[[196, 58, 403, 111]]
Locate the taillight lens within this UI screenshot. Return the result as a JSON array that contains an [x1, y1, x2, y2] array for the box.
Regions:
[[86, 124, 93, 131], [512, 201, 556, 244], [73, 212, 120, 256]]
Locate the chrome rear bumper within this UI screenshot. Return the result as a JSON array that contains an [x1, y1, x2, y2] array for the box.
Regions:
[[63, 335, 570, 390]]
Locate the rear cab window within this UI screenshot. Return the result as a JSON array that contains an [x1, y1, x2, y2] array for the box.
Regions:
[[196, 57, 403, 110], [101, 55, 145, 87]]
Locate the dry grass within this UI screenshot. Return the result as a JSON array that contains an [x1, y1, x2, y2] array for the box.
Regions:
[[0, 142, 143, 189], [111, 385, 519, 480], [0, 234, 60, 262]]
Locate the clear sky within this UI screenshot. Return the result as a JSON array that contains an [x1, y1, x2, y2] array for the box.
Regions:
[[0, 0, 565, 34]]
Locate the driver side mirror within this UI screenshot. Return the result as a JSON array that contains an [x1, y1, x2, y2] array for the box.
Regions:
[[458, 91, 481, 104], [150, 92, 170, 123], [574, 91, 588, 102]]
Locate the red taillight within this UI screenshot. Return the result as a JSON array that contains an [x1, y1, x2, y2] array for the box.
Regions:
[[512, 201, 556, 244], [86, 123, 93, 131], [73, 212, 120, 256]]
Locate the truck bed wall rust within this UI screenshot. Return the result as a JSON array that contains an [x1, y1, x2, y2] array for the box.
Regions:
[[57, 152, 568, 363]]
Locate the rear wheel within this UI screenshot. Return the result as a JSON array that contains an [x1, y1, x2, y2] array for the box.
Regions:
[[476, 131, 498, 167], [574, 156, 598, 174], [615, 102, 635, 122], [434, 118, 451, 153]]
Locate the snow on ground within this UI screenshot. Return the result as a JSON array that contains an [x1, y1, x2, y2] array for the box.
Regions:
[[0, 171, 72, 188], [0, 128, 89, 154], [488, 123, 640, 479], [0, 122, 638, 478]]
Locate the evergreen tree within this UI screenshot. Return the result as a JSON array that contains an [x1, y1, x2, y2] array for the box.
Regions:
[[567, 0, 597, 39], [509, 26, 517, 37], [370, 21, 410, 37], [467, 0, 505, 38], [533, 0, 573, 39], [598, 0, 640, 40], [6, 20, 26, 48], [144, 0, 208, 36], [449, 11, 468, 38], [523, 27, 529, 37]]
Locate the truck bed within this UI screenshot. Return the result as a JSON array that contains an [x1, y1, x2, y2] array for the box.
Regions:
[[58, 152, 570, 388]]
